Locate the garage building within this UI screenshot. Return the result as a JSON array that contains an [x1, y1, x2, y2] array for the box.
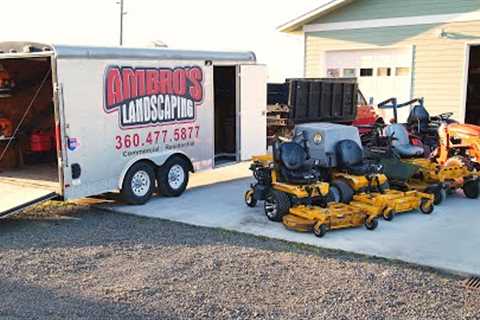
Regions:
[[279, 0, 480, 123]]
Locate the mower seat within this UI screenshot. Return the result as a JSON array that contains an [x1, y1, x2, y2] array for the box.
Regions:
[[275, 142, 320, 184], [408, 104, 437, 134], [385, 124, 424, 158], [336, 139, 383, 176]]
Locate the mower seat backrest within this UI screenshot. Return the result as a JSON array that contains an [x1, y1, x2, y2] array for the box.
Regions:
[[336, 139, 363, 167], [336, 139, 383, 176], [384, 124, 424, 158], [278, 142, 307, 171], [407, 104, 430, 133], [273, 140, 320, 184]]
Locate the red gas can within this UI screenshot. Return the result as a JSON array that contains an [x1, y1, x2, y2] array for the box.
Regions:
[[30, 131, 53, 152]]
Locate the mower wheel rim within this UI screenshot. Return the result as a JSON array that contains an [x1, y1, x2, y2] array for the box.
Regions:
[[265, 198, 277, 218]]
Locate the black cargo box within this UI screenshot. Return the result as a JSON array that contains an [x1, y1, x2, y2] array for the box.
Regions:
[[267, 83, 289, 105], [287, 78, 358, 124]]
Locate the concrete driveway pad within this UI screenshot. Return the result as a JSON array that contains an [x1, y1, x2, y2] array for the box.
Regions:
[[104, 164, 480, 276]]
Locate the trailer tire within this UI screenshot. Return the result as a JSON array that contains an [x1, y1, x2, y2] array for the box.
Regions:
[[463, 180, 480, 199], [331, 179, 354, 203], [121, 162, 156, 205], [264, 190, 290, 222], [157, 156, 190, 197]]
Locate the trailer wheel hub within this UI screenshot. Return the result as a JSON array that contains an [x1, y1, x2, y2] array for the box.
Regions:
[[168, 164, 185, 190], [131, 170, 151, 197]]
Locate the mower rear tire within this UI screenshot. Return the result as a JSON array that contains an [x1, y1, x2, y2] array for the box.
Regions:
[[264, 190, 290, 222], [463, 180, 480, 199], [331, 179, 355, 203], [244, 189, 257, 207], [365, 219, 378, 231], [313, 223, 328, 238], [419, 199, 434, 214]]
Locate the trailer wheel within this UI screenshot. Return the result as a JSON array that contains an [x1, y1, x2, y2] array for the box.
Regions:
[[419, 199, 434, 214], [121, 162, 156, 205], [264, 190, 290, 222], [463, 180, 480, 199], [330, 179, 354, 203], [157, 156, 190, 197], [313, 223, 328, 238], [244, 189, 257, 208]]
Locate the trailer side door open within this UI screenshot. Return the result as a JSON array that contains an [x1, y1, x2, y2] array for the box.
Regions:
[[238, 65, 267, 161]]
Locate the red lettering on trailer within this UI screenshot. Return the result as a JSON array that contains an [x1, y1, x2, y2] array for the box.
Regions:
[[104, 65, 204, 129]]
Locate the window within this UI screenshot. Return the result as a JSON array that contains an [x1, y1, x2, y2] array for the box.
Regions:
[[327, 68, 340, 78], [343, 68, 356, 77], [396, 67, 410, 76], [377, 67, 391, 76], [360, 68, 373, 77]]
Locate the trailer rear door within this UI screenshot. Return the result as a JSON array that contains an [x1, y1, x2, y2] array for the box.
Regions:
[[238, 65, 267, 161], [0, 181, 57, 218]]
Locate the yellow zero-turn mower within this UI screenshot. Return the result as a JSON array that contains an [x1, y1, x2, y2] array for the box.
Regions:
[[378, 124, 480, 204], [293, 123, 435, 221], [244, 135, 381, 237]]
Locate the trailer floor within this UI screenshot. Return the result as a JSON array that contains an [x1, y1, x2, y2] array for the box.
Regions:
[[0, 163, 58, 189], [102, 163, 480, 277], [0, 163, 58, 215]]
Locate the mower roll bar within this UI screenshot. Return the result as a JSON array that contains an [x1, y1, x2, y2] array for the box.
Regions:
[[377, 97, 425, 123]]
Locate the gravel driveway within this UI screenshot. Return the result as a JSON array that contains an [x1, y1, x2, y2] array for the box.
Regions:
[[0, 203, 479, 320]]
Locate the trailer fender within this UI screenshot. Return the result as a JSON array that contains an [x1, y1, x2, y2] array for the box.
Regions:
[[117, 151, 194, 189]]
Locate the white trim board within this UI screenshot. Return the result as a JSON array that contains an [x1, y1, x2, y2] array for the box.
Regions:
[[304, 11, 480, 32]]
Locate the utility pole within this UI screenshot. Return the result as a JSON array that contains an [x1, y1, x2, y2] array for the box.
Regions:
[[117, 0, 126, 46]]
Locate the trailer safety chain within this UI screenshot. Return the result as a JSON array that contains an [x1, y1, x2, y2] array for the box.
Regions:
[[0, 69, 51, 163]]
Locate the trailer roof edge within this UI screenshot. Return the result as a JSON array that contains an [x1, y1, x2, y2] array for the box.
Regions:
[[0, 42, 257, 62]]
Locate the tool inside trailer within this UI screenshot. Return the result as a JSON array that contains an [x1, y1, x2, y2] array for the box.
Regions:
[[0, 56, 59, 217]]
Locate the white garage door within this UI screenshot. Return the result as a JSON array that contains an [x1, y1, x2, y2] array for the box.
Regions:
[[325, 48, 413, 122]]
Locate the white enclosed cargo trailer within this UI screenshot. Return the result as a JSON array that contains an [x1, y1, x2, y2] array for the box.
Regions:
[[0, 42, 267, 217]]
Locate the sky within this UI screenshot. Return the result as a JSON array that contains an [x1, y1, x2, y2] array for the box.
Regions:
[[0, 0, 324, 82]]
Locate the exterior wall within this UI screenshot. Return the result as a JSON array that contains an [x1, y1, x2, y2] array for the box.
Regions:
[[311, 0, 480, 24], [305, 21, 480, 119]]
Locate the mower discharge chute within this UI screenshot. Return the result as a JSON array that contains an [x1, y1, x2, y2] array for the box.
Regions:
[[244, 133, 381, 237], [295, 123, 435, 220]]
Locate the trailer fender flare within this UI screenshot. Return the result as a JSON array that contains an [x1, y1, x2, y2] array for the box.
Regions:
[[117, 151, 194, 189]]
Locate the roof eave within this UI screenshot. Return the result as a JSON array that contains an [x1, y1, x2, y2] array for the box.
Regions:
[[277, 0, 354, 33]]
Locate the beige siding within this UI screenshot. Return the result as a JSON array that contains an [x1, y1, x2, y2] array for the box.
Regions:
[[312, 0, 480, 24], [305, 21, 480, 119]]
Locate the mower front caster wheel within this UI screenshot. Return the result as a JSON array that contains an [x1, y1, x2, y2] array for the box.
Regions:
[[313, 223, 328, 238], [244, 190, 257, 208], [419, 199, 434, 214], [264, 190, 290, 222], [433, 189, 446, 206], [382, 209, 395, 222], [365, 219, 378, 231]]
